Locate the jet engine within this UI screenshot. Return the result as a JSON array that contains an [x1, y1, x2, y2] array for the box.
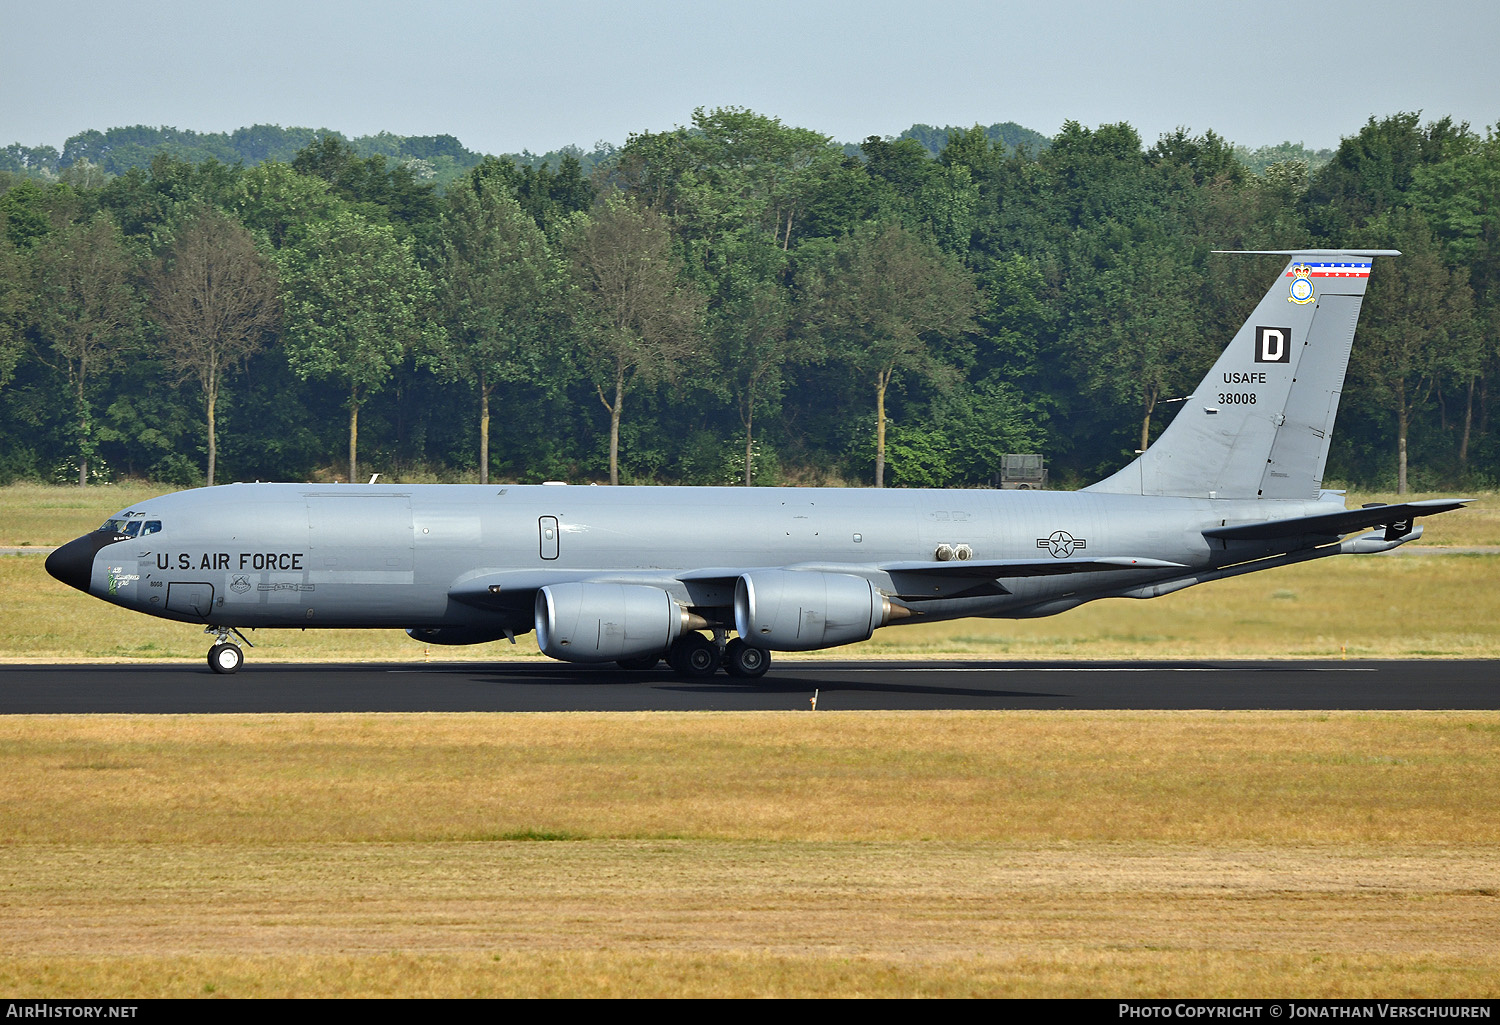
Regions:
[[535, 582, 695, 662], [733, 569, 894, 651]]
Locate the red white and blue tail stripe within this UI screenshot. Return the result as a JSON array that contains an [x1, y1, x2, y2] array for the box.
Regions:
[[1287, 260, 1372, 279]]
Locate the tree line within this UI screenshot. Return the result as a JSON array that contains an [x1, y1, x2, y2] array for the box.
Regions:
[[0, 108, 1494, 493]]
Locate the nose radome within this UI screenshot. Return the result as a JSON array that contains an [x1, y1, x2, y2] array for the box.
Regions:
[[45, 533, 121, 594]]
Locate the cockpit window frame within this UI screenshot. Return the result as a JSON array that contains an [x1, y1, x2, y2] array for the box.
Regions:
[[98, 512, 162, 536]]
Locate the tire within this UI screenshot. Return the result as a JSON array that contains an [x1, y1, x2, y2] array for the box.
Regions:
[[208, 642, 242, 675], [668, 634, 721, 678], [616, 654, 662, 670], [723, 638, 770, 679]]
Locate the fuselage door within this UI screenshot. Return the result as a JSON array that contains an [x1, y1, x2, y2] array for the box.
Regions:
[[166, 581, 215, 620], [539, 516, 560, 560]]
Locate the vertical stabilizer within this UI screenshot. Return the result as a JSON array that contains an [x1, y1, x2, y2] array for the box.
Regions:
[[1085, 250, 1398, 500]]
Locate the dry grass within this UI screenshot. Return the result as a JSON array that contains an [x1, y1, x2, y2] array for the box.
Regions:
[[3, 844, 1497, 997], [1, 711, 1497, 997], [5, 711, 1498, 845]]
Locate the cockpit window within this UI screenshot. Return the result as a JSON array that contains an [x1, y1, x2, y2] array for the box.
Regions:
[[98, 514, 161, 536]]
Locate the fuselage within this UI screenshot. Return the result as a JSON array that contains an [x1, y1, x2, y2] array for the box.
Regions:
[[52, 481, 1332, 636]]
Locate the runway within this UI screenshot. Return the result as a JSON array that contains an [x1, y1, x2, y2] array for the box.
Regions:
[[1, 659, 1495, 712]]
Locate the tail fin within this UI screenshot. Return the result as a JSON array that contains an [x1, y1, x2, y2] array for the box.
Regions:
[[1085, 249, 1399, 500]]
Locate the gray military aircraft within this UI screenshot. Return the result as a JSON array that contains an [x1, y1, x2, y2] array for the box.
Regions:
[[47, 249, 1469, 677]]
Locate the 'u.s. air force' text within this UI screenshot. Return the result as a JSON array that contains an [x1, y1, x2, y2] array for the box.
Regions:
[[156, 552, 305, 570]]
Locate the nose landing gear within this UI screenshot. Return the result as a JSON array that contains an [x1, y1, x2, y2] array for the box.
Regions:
[[206, 626, 253, 675]]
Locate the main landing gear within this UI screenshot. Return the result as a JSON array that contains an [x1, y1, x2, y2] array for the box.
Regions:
[[668, 633, 721, 677], [206, 626, 253, 675], [614, 634, 771, 679], [723, 638, 769, 679]]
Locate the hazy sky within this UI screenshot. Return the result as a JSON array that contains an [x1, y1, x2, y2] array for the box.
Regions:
[[4, 0, 1498, 155]]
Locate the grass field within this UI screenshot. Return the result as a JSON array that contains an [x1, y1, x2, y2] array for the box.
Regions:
[[2, 711, 1497, 998]]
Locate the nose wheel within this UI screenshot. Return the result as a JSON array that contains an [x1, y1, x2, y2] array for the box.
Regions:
[[205, 626, 253, 674], [208, 642, 243, 674]]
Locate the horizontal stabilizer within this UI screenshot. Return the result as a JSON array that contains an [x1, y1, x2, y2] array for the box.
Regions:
[[1210, 249, 1402, 258], [1203, 499, 1472, 542]]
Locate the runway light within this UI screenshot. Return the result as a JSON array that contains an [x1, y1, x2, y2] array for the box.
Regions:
[[809, 689, 818, 711]]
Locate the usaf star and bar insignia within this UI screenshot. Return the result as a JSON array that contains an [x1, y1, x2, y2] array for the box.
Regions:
[[1037, 530, 1086, 558]]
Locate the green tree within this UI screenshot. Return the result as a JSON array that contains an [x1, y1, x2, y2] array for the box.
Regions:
[[233, 161, 339, 250], [0, 226, 28, 393], [800, 220, 979, 486], [291, 136, 441, 244], [452, 155, 595, 237], [146, 206, 280, 485], [1149, 128, 1247, 188], [680, 107, 840, 250], [1035, 121, 1152, 230], [0, 180, 57, 249], [1071, 243, 1208, 454], [709, 239, 803, 485], [31, 212, 140, 484], [1305, 113, 1475, 240], [280, 208, 435, 482], [1355, 213, 1477, 492], [564, 197, 704, 485], [613, 107, 841, 253], [98, 154, 243, 244], [426, 173, 562, 483], [1410, 127, 1500, 472]]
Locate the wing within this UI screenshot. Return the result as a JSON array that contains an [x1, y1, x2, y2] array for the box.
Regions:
[[448, 556, 1186, 610], [872, 556, 1184, 600]]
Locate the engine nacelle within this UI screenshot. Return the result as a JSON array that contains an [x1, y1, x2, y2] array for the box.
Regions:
[[534, 582, 687, 662], [734, 569, 891, 651]]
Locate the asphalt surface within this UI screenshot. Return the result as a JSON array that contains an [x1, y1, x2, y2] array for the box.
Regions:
[[1, 659, 1495, 713]]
